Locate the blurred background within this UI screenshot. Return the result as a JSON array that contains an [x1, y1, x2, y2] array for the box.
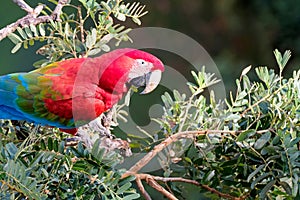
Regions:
[[138, 0, 300, 91], [0, 0, 299, 97]]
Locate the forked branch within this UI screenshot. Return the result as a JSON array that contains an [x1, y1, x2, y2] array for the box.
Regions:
[[0, 0, 69, 41], [135, 173, 248, 200], [122, 130, 267, 199]]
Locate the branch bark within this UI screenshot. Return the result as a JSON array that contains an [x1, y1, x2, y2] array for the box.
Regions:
[[12, 0, 33, 13], [122, 129, 268, 199], [136, 177, 151, 200], [134, 173, 248, 200], [122, 130, 225, 177], [0, 0, 68, 41], [122, 129, 270, 177]]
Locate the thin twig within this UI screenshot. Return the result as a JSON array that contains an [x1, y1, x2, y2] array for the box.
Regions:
[[154, 176, 242, 200], [135, 173, 247, 200], [240, 80, 290, 116], [52, 0, 69, 21], [122, 129, 269, 178], [77, 6, 85, 43], [121, 129, 266, 199], [0, 179, 23, 194], [145, 175, 178, 200], [136, 177, 152, 200], [0, 0, 68, 41], [12, 0, 33, 13]]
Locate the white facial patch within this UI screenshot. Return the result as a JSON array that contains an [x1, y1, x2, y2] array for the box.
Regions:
[[128, 59, 153, 80]]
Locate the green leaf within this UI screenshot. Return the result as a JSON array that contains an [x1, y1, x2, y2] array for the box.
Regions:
[[5, 143, 18, 159], [30, 24, 38, 37], [73, 160, 88, 171], [53, 139, 59, 152], [41, 168, 49, 178], [274, 49, 291, 71], [259, 180, 276, 199], [59, 141, 65, 154], [76, 185, 86, 196], [101, 2, 112, 12], [132, 17, 141, 25], [11, 43, 22, 53], [117, 182, 132, 194], [101, 44, 110, 52], [86, 28, 97, 49], [38, 23, 46, 36], [8, 33, 22, 44], [236, 90, 247, 100], [123, 193, 140, 200], [251, 172, 271, 189], [40, 139, 46, 150], [77, 142, 85, 155], [24, 26, 33, 38], [30, 152, 44, 166], [236, 129, 256, 142], [48, 137, 53, 151], [225, 114, 241, 121], [87, 48, 101, 56], [64, 22, 70, 37], [33, 59, 49, 68], [254, 131, 271, 149], [191, 71, 200, 86], [91, 139, 105, 163], [17, 27, 27, 39], [79, 0, 87, 9], [279, 181, 292, 195], [115, 13, 126, 21], [247, 164, 265, 182], [241, 65, 252, 76]]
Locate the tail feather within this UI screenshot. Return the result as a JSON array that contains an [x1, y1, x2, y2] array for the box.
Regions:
[[0, 73, 75, 129], [0, 73, 30, 121], [0, 105, 29, 120]]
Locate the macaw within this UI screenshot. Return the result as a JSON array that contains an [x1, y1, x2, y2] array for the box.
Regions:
[[0, 48, 164, 134]]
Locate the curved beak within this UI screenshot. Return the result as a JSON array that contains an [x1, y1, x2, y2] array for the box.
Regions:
[[140, 70, 162, 94], [128, 70, 162, 94]]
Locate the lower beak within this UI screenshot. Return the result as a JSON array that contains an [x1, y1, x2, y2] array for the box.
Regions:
[[140, 70, 162, 94]]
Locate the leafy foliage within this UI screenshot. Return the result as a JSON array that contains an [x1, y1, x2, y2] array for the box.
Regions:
[[2, 0, 146, 199], [2, 0, 300, 199], [153, 49, 300, 199], [8, 0, 147, 66], [0, 131, 139, 199]]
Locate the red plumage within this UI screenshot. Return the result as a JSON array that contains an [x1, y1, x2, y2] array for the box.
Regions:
[[0, 48, 164, 135]]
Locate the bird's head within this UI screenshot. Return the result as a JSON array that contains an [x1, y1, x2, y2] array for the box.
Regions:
[[96, 48, 164, 100], [123, 49, 164, 94]]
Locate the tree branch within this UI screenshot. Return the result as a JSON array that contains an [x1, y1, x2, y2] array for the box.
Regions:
[[136, 177, 152, 200], [134, 173, 248, 200], [123, 130, 223, 177], [12, 0, 33, 13], [122, 129, 270, 178], [122, 129, 267, 199], [144, 174, 178, 200], [0, 0, 68, 41]]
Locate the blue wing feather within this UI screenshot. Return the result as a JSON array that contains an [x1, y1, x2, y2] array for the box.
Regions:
[[0, 74, 24, 119], [0, 73, 74, 128]]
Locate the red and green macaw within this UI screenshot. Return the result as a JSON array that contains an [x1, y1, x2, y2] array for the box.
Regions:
[[0, 48, 164, 134]]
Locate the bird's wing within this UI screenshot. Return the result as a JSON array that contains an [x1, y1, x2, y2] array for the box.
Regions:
[[0, 58, 105, 128]]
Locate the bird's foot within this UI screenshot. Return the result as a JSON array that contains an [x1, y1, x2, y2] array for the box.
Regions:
[[68, 116, 131, 157]]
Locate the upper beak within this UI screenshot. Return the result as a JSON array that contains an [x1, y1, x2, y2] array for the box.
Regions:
[[140, 70, 162, 94], [128, 69, 162, 94]]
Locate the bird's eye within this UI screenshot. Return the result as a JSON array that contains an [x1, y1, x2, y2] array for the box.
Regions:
[[136, 59, 147, 66]]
